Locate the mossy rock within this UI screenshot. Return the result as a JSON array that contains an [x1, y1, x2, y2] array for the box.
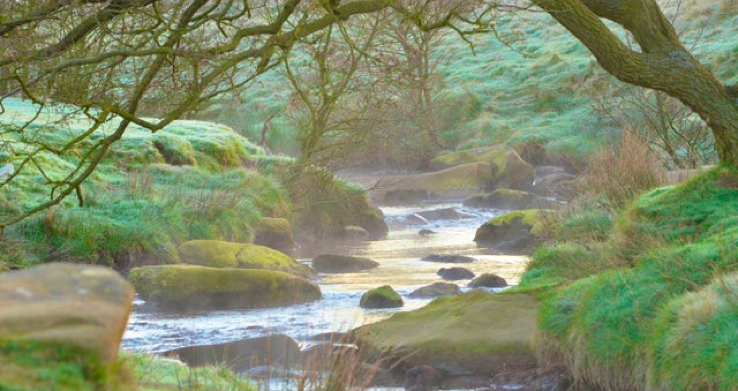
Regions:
[[464, 189, 553, 210], [430, 147, 535, 191], [152, 133, 197, 166], [360, 285, 404, 309], [254, 217, 296, 254], [474, 210, 553, 253], [354, 291, 538, 376], [177, 240, 315, 279], [468, 273, 508, 288], [378, 163, 494, 201], [312, 254, 379, 273], [129, 265, 321, 310]]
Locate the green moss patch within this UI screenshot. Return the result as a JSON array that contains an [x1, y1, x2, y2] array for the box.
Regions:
[[355, 291, 538, 375], [359, 285, 403, 309], [129, 265, 321, 310]]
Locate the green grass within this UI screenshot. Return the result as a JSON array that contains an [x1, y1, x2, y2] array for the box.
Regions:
[[524, 166, 738, 391]]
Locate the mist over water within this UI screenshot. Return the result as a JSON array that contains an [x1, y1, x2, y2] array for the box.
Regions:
[[122, 202, 528, 353]]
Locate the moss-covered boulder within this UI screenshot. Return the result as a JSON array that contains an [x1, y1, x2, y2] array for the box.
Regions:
[[178, 240, 315, 279], [354, 292, 538, 376], [129, 265, 321, 310], [409, 283, 462, 298], [474, 210, 553, 253], [429, 147, 536, 191], [360, 286, 404, 309], [376, 163, 494, 202], [312, 254, 379, 273], [0, 263, 134, 363], [254, 217, 296, 254], [464, 189, 553, 210]]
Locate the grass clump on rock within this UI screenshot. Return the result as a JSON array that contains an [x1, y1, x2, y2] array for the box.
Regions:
[[129, 265, 321, 310], [359, 285, 403, 309]]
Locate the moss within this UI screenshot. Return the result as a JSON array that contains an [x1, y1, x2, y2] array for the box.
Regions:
[[648, 273, 738, 391], [129, 264, 321, 310], [355, 292, 538, 374], [152, 133, 197, 166], [0, 340, 123, 391], [253, 217, 295, 253], [475, 209, 554, 242], [359, 285, 403, 309]]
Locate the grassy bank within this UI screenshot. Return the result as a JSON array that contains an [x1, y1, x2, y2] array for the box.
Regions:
[[514, 165, 738, 391]]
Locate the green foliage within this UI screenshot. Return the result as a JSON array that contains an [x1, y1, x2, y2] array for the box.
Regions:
[[555, 209, 613, 243], [531, 167, 738, 391], [125, 353, 256, 391]]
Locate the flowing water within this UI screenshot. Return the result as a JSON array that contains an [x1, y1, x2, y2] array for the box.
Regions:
[[122, 202, 529, 358]]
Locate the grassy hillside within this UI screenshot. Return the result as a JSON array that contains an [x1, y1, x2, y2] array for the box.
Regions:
[[0, 98, 380, 270], [207, 0, 738, 165], [514, 165, 738, 391]]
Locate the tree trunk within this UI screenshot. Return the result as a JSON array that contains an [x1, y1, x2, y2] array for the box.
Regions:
[[534, 0, 738, 165]]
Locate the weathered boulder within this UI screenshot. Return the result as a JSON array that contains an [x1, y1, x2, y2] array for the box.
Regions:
[[129, 265, 321, 310], [354, 292, 539, 376], [312, 254, 379, 273], [437, 268, 475, 281], [474, 210, 553, 254], [468, 273, 508, 288], [178, 240, 316, 279], [464, 189, 553, 210], [165, 334, 300, 373], [421, 254, 476, 264], [533, 172, 576, 197], [0, 263, 134, 362], [360, 286, 404, 309], [342, 225, 370, 240], [376, 163, 494, 202], [254, 217, 296, 254], [409, 283, 462, 298], [429, 147, 535, 191]]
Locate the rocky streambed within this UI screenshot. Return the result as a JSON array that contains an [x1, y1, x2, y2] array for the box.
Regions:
[[121, 202, 534, 388]]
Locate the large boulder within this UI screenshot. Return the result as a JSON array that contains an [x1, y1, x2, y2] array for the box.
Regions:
[[533, 172, 577, 198], [0, 263, 134, 362], [417, 208, 468, 221], [437, 267, 475, 281], [178, 240, 315, 279], [375, 163, 494, 202], [360, 286, 404, 309], [429, 147, 535, 191], [474, 210, 553, 254], [254, 217, 296, 254], [464, 189, 553, 210], [129, 265, 321, 310], [354, 292, 539, 376], [312, 254, 379, 273], [164, 334, 300, 373], [409, 283, 462, 298]]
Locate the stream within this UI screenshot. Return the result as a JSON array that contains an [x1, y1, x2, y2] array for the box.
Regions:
[[121, 201, 529, 375]]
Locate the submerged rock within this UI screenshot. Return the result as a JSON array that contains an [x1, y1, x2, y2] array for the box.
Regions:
[[129, 265, 321, 310], [418, 229, 437, 236], [354, 292, 539, 377], [409, 283, 462, 298], [405, 214, 430, 225], [417, 208, 467, 221], [178, 240, 316, 279], [0, 263, 134, 362], [312, 254, 379, 273], [421, 254, 476, 263], [165, 334, 300, 373], [437, 267, 475, 281], [360, 286, 404, 309], [469, 273, 508, 288], [254, 217, 296, 254]]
